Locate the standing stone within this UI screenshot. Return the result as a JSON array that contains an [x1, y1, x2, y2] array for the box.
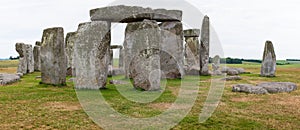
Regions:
[[108, 49, 113, 77], [261, 41, 276, 77], [119, 48, 124, 68], [65, 32, 77, 76], [25, 44, 34, 73], [109, 49, 114, 67], [212, 55, 221, 75], [40, 27, 66, 85], [33, 42, 41, 71], [200, 15, 210, 75], [16, 43, 27, 74], [74, 21, 111, 89], [159, 21, 184, 79], [124, 19, 161, 91], [184, 29, 200, 67]]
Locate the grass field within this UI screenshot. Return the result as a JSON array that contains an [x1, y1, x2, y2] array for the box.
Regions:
[[0, 60, 299, 129]]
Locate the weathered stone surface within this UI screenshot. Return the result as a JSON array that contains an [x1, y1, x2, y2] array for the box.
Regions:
[[25, 44, 34, 73], [112, 68, 125, 76], [232, 82, 297, 94], [124, 20, 161, 91], [222, 67, 246, 75], [222, 76, 242, 81], [74, 22, 111, 89], [200, 15, 210, 75], [258, 82, 297, 93], [35, 41, 42, 46], [108, 65, 113, 77], [159, 21, 184, 79], [16, 73, 23, 78], [261, 41, 276, 77], [119, 48, 124, 68], [65, 32, 77, 76], [184, 65, 200, 75], [109, 49, 113, 66], [212, 55, 220, 71], [90, 5, 182, 22], [212, 55, 222, 75], [41, 27, 66, 85], [0, 73, 20, 86], [184, 29, 200, 37], [153, 9, 182, 22], [15, 43, 34, 74], [232, 84, 268, 94], [185, 37, 200, 67], [33, 45, 41, 71], [16, 43, 27, 74]]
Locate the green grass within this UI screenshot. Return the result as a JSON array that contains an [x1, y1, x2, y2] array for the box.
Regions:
[[0, 61, 300, 129]]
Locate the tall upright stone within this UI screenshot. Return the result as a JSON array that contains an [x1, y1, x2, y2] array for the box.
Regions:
[[124, 19, 161, 91], [119, 48, 124, 68], [65, 32, 77, 76], [261, 41, 276, 77], [108, 49, 114, 77], [33, 41, 41, 71], [212, 55, 221, 75], [159, 21, 184, 79], [16, 43, 27, 74], [40, 27, 66, 85], [74, 21, 111, 89], [200, 15, 210, 76], [25, 44, 34, 73], [184, 29, 200, 67]]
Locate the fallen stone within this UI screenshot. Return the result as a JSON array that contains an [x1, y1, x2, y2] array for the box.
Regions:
[[222, 67, 247, 75], [258, 82, 297, 93], [232, 82, 298, 94], [227, 69, 239, 76], [90, 5, 182, 22], [261, 41, 276, 77], [74, 22, 111, 89], [232, 84, 268, 94], [0, 73, 20, 86], [40, 27, 67, 86], [222, 76, 242, 81]]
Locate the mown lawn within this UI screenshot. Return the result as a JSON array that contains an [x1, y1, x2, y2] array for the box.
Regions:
[[0, 60, 299, 129]]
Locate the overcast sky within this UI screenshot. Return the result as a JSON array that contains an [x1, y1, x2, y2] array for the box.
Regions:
[[0, 0, 299, 60]]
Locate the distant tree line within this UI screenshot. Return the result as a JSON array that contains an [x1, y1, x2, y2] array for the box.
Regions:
[[9, 56, 19, 60], [209, 57, 243, 64], [287, 59, 300, 61]]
